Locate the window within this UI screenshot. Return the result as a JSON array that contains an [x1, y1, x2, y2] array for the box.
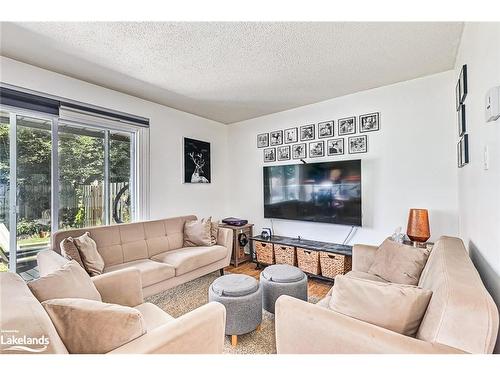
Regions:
[[0, 101, 148, 276]]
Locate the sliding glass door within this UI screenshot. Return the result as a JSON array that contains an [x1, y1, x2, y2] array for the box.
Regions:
[[0, 106, 138, 275]]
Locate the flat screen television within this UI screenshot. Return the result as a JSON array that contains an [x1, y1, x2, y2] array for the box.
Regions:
[[263, 160, 362, 226]]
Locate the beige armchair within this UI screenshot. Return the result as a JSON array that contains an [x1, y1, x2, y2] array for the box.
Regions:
[[0, 268, 226, 354]]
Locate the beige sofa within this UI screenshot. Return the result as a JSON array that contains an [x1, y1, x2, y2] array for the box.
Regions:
[[0, 267, 226, 354], [38, 215, 233, 297], [275, 236, 499, 354]]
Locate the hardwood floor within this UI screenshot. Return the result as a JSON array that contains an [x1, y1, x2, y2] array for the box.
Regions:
[[225, 262, 333, 300]]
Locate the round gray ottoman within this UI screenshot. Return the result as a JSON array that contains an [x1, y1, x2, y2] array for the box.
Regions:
[[260, 264, 308, 313], [208, 274, 262, 346]]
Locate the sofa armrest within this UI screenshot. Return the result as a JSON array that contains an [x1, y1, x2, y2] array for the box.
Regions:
[[275, 295, 465, 354], [37, 250, 69, 277], [92, 268, 144, 307], [352, 244, 378, 272], [109, 302, 226, 354], [217, 227, 233, 254]]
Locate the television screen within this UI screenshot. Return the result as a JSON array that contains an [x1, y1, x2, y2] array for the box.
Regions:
[[263, 160, 362, 226]]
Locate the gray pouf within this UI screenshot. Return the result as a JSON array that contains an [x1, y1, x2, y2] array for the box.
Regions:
[[260, 264, 308, 313], [208, 274, 262, 344]]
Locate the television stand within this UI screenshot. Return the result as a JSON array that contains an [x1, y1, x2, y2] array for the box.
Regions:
[[249, 235, 353, 282]]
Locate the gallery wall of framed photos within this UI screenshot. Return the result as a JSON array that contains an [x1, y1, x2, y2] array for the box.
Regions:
[[455, 64, 469, 168], [257, 112, 380, 162]]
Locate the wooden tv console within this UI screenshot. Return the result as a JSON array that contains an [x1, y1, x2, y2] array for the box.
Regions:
[[249, 235, 353, 282]]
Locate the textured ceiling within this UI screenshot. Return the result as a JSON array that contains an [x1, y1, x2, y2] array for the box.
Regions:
[[0, 22, 463, 124]]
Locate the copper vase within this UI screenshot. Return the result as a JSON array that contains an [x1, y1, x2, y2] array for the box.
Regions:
[[407, 209, 430, 243]]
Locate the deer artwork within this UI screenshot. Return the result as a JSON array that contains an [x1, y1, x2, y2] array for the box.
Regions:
[[188, 152, 209, 183]]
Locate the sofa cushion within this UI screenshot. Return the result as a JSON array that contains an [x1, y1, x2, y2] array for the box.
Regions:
[[0, 272, 68, 354], [28, 260, 102, 303], [151, 245, 227, 276], [104, 259, 175, 287], [135, 302, 174, 331], [183, 218, 212, 247], [329, 275, 432, 336], [210, 219, 219, 246], [345, 270, 389, 283], [42, 298, 146, 354], [368, 238, 430, 285], [60, 237, 85, 270], [73, 232, 105, 276]]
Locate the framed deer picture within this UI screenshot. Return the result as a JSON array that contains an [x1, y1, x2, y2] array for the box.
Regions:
[[184, 137, 211, 183]]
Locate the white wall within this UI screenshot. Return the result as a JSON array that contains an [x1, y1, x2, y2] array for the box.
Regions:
[[454, 23, 500, 353], [228, 71, 459, 246], [0, 56, 230, 221]]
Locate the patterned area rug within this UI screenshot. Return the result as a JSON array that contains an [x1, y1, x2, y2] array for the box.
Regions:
[[145, 271, 319, 354]]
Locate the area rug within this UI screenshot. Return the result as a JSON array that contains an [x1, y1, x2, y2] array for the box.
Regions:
[[145, 271, 319, 354]]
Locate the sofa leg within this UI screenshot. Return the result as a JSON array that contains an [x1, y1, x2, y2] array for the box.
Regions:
[[219, 268, 224, 276], [231, 335, 237, 346]]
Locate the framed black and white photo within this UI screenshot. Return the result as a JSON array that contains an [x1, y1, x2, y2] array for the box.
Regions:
[[327, 138, 344, 156], [458, 64, 468, 105], [270, 130, 283, 146], [348, 135, 367, 154], [359, 112, 380, 133], [338, 116, 356, 135], [300, 124, 315, 141], [264, 148, 276, 163], [277, 145, 291, 161], [292, 143, 307, 159], [284, 127, 298, 144], [455, 80, 461, 110], [458, 104, 466, 137], [318, 121, 334, 138], [184, 137, 211, 183], [458, 134, 469, 168], [309, 141, 324, 158], [257, 133, 269, 148]]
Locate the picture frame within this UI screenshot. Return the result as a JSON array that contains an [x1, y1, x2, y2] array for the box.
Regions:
[[270, 130, 283, 146], [338, 116, 356, 136], [183, 137, 211, 183], [318, 120, 334, 138], [458, 134, 469, 168], [264, 148, 276, 163], [309, 141, 324, 158], [292, 143, 307, 159], [284, 127, 298, 144], [348, 135, 367, 154], [327, 138, 345, 156], [300, 124, 315, 141], [257, 133, 269, 148], [458, 104, 466, 137], [455, 79, 461, 111], [359, 112, 380, 133], [458, 64, 468, 105], [277, 145, 291, 161]]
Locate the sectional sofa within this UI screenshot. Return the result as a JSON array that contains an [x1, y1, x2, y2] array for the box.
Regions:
[[275, 236, 499, 354], [37, 215, 233, 297]]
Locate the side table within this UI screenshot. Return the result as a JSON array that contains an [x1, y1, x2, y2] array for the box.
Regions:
[[219, 223, 254, 267]]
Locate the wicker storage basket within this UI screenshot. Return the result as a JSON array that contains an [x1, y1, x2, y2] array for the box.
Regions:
[[319, 252, 352, 278], [274, 245, 296, 266], [296, 248, 320, 275], [255, 241, 274, 265]]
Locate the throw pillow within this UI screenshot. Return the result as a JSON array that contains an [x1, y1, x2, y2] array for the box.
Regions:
[[60, 237, 86, 270], [43, 298, 146, 353], [210, 219, 219, 246], [73, 232, 105, 276], [368, 238, 430, 285], [28, 260, 102, 302], [184, 218, 212, 247], [329, 275, 432, 336]]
